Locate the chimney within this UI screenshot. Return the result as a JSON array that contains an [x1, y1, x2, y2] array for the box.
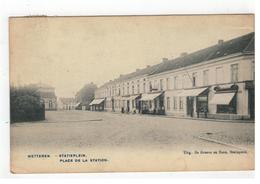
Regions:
[[218, 39, 224, 45], [146, 65, 150, 68], [180, 52, 188, 57], [136, 68, 140, 72], [162, 58, 168, 63]]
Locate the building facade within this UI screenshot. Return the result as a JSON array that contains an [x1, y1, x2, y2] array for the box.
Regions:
[[29, 83, 58, 110], [58, 97, 79, 110], [90, 32, 254, 120]]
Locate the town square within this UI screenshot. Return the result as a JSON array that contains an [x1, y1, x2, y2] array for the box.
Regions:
[[9, 15, 255, 172]]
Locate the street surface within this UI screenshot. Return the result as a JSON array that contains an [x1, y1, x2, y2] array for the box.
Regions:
[[10, 110, 255, 172], [11, 110, 254, 150]]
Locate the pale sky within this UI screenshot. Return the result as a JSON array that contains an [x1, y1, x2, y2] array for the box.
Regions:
[[10, 15, 254, 97]]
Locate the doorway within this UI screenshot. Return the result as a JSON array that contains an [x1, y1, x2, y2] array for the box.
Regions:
[[187, 97, 194, 117], [112, 99, 115, 111], [127, 100, 130, 112]]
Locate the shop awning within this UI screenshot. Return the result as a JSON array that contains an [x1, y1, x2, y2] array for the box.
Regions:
[[89, 98, 105, 105], [129, 95, 140, 100], [140, 92, 162, 101], [209, 93, 235, 105], [121, 96, 130, 100], [75, 103, 81, 107], [178, 87, 208, 97]]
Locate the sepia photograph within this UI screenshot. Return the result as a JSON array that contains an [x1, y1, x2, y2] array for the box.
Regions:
[[9, 14, 255, 173]]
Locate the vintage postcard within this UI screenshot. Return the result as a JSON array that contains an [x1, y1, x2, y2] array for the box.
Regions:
[[9, 15, 254, 173]]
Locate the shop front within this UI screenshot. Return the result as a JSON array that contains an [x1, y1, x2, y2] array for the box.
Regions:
[[120, 96, 130, 113], [208, 84, 240, 119], [178, 87, 209, 118], [113, 96, 122, 112], [89, 98, 105, 111], [140, 92, 165, 115], [129, 94, 141, 113]]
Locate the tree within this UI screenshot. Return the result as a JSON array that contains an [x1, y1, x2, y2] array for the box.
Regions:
[[75, 82, 97, 106], [10, 86, 45, 123]]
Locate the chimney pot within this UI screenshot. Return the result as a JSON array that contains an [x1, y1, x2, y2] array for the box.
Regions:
[[218, 39, 224, 45], [162, 57, 168, 63], [180, 52, 188, 57]]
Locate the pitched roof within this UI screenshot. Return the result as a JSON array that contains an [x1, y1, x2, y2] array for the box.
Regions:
[[115, 64, 161, 81], [99, 32, 254, 86], [150, 32, 254, 75]]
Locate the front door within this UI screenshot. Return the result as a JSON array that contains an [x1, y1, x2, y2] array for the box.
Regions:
[[127, 100, 130, 112], [187, 97, 194, 117], [112, 99, 115, 111], [138, 100, 141, 113]]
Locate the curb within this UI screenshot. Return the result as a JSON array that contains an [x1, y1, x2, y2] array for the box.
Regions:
[[104, 110, 254, 123]]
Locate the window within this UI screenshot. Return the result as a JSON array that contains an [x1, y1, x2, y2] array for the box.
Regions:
[[203, 70, 209, 86], [143, 83, 146, 93], [166, 97, 170, 110], [231, 64, 238, 82], [160, 79, 164, 91], [217, 94, 237, 114], [49, 100, 52, 109], [132, 84, 134, 94], [182, 75, 185, 89], [127, 86, 129, 95], [179, 97, 183, 110], [166, 78, 170, 90], [149, 81, 152, 92], [137, 80, 140, 94], [216, 67, 223, 84], [183, 74, 189, 89], [154, 80, 158, 90], [192, 72, 197, 87], [173, 97, 177, 110], [174, 76, 178, 89]]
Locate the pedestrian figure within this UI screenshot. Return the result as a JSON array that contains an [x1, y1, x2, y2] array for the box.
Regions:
[[203, 106, 208, 118]]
